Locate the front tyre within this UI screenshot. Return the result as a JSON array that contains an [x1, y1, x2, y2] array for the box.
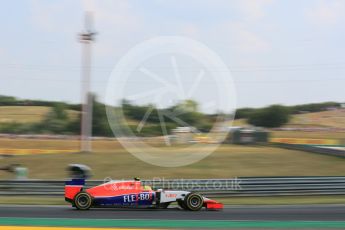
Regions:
[[184, 193, 203, 211], [74, 192, 92, 210]]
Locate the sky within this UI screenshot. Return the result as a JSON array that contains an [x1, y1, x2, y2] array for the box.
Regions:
[[0, 0, 344, 110]]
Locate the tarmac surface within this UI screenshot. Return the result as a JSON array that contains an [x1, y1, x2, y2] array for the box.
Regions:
[[0, 204, 344, 221]]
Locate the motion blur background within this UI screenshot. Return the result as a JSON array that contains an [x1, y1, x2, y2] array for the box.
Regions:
[[0, 0, 345, 206]]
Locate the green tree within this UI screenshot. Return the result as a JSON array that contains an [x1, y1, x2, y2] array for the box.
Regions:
[[235, 108, 255, 119], [248, 105, 290, 128], [43, 103, 69, 133], [0, 95, 17, 105], [92, 95, 112, 136]]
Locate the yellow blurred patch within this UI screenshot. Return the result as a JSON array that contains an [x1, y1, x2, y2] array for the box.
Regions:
[[0, 226, 160, 230], [270, 137, 340, 146], [0, 148, 77, 155]]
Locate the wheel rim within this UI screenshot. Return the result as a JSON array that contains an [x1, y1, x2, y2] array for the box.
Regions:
[[78, 195, 89, 207], [190, 197, 201, 207]]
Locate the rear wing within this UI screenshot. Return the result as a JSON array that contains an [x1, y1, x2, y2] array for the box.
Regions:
[[64, 179, 85, 202], [65, 178, 85, 186]]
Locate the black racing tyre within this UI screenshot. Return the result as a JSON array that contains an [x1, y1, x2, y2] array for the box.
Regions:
[[74, 192, 93, 210], [184, 193, 203, 211], [177, 199, 188, 210]]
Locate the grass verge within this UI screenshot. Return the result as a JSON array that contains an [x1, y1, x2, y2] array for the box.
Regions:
[[1, 139, 345, 179]]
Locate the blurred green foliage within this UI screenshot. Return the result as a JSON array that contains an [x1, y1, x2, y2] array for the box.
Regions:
[[0, 95, 215, 136], [248, 105, 290, 128], [235, 102, 341, 119], [0, 95, 341, 135]]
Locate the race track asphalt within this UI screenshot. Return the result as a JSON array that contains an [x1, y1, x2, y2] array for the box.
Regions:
[[0, 204, 344, 221]]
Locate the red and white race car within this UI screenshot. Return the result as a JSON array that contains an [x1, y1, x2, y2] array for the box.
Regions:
[[65, 178, 223, 211]]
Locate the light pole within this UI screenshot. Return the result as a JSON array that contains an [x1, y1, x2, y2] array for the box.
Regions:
[[79, 12, 96, 152]]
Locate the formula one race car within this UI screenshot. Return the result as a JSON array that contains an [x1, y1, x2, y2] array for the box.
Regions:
[[65, 178, 223, 211]]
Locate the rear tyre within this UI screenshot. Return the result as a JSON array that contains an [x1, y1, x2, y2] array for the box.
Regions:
[[184, 193, 203, 211], [74, 192, 92, 210]]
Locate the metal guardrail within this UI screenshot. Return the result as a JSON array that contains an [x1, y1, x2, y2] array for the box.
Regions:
[[274, 143, 345, 158], [1, 176, 345, 197]]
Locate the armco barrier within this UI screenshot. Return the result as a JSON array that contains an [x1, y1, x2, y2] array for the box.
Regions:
[[275, 143, 345, 158], [1, 176, 345, 197]]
